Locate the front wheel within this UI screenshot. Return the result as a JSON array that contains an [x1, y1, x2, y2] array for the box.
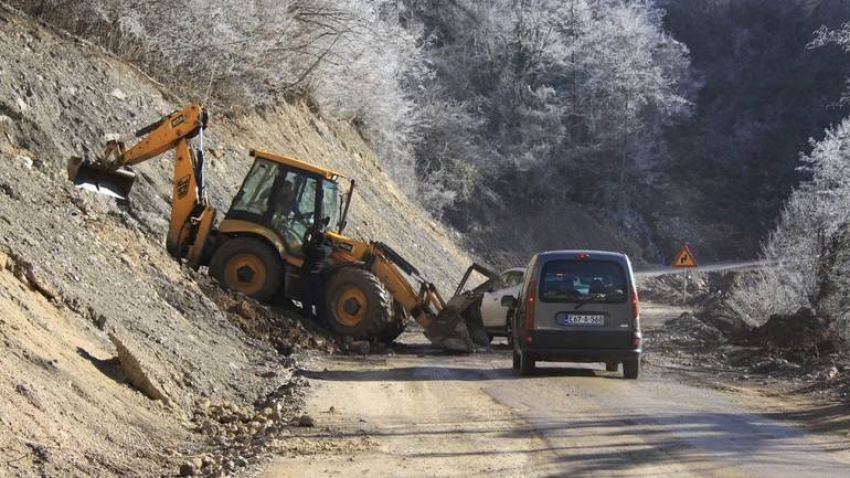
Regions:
[[210, 237, 283, 302], [377, 302, 408, 343], [325, 267, 392, 339]]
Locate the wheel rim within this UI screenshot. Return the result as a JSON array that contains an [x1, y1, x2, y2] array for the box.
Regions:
[[224, 253, 267, 296], [334, 286, 368, 326]]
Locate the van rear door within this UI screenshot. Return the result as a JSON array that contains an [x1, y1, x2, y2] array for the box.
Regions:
[[534, 256, 634, 349]]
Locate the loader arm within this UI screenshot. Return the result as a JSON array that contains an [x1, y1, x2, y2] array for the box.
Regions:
[[68, 104, 216, 267], [358, 241, 479, 351]]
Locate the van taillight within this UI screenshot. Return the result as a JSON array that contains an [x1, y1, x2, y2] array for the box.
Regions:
[[524, 280, 537, 330], [631, 285, 640, 327]]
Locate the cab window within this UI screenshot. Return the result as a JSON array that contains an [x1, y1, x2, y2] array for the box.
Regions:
[[229, 159, 278, 216]]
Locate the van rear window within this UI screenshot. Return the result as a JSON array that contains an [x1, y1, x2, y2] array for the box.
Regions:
[[539, 260, 628, 303]]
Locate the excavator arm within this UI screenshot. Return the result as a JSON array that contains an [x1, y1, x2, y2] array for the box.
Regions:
[[67, 104, 216, 266]]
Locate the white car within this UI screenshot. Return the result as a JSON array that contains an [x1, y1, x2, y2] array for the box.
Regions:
[[479, 267, 526, 340]]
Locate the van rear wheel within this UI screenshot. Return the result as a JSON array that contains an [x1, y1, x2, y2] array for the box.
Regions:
[[519, 350, 535, 376], [512, 348, 520, 370], [623, 359, 639, 379]]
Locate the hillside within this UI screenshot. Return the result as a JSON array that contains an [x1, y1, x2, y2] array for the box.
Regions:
[[0, 5, 474, 476]]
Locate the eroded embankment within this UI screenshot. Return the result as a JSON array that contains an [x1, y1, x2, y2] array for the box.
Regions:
[[0, 4, 474, 476]]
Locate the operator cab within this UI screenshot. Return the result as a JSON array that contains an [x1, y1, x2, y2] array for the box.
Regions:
[[225, 150, 350, 256]]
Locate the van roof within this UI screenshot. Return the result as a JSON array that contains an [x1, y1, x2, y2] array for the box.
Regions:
[[536, 250, 630, 262]]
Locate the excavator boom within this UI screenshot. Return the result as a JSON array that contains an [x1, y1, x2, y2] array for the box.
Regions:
[[68, 104, 215, 266], [68, 105, 207, 200]]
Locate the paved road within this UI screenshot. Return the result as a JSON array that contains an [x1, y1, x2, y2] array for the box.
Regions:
[[259, 304, 850, 477]]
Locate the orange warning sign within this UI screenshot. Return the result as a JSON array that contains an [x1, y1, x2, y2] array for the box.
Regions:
[[672, 245, 698, 268]]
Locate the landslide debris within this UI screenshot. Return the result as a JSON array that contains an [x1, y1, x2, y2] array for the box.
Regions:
[[643, 271, 850, 399], [742, 307, 846, 357], [196, 275, 341, 356]]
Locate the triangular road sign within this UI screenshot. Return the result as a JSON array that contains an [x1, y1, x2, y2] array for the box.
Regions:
[[672, 245, 698, 268]]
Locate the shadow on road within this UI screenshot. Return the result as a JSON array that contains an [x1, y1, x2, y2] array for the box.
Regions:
[[298, 364, 615, 382]]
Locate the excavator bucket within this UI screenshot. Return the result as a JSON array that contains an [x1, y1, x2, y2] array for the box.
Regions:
[[423, 307, 477, 352], [67, 156, 136, 200]]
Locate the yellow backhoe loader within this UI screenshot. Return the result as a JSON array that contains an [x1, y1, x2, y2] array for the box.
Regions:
[[67, 104, 491, 351]]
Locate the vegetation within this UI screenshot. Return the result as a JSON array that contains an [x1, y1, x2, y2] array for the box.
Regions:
[[732, 17, 850, 339]]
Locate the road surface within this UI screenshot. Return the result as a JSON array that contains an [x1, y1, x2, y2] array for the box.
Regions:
[[258, 304, 850, 477]]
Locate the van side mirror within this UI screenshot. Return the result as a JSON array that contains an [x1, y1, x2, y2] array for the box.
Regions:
[[501, 295, 517, 308]]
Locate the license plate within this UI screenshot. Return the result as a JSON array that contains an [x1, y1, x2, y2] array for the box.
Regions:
[[561, 314, 605, 326]]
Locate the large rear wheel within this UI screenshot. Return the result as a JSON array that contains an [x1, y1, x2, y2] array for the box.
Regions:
[[325, 267, 392, 339], [210, 237, 283, 302]]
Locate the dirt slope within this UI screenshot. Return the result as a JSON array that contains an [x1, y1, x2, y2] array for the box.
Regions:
[[0, 4, 474, 477]]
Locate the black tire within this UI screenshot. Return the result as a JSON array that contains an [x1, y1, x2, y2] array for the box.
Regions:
[[210, 237, 283, 303], [377, 303, 407, 343], [519, 350, 536, 376], [325, 267, 392, 339], [623, 359, 640, 379], [606, 362, 618, 372], [512, 348, 521, 370]]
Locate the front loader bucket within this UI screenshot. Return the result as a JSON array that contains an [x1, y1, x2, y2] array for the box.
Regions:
[[423, 307, 477, 352], [67, 156, 136, 200]]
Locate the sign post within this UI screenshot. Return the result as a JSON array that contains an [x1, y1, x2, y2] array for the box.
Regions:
[[671, 245, 698, 304]]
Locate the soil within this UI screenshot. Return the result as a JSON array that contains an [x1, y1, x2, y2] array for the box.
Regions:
[[0, 4, 475, 477]]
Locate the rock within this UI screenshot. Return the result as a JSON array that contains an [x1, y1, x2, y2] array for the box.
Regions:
[[110, 88, 127, 100], [16, 97, 28, 112], [108, 333, 171, 405], [296, 414, 315, 427], [17, 155, 32, 169], [179, 461, 197, 476], [350, 340, 370, 355], [827, 366, 839, 380]]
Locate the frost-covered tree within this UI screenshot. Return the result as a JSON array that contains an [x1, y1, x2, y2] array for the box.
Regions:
[[11, 0, 424, 177], [730, 118, 850, 336], [402, 0, 693, 221]]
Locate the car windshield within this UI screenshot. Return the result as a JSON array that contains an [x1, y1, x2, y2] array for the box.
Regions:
[[539, 260, 627, 303]]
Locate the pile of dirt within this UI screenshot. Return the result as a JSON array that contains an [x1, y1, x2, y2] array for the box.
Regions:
[[663, 312, 726, 346], [741, 307, 846, 357], [196, 275, 340, 356]]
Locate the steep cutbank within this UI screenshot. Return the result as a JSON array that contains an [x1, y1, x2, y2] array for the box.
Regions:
[[0, 5, 473, 476]]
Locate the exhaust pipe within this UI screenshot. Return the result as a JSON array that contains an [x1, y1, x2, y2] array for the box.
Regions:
[[67, 156, 137, 200]]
